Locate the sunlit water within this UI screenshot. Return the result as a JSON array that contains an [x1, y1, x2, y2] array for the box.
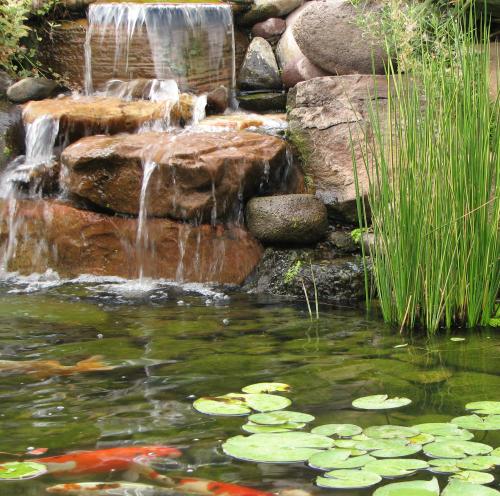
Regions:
[[0, 281, 498, 495]]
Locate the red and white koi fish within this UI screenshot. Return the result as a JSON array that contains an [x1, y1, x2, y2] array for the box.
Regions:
[[46, 482, 176, 495]]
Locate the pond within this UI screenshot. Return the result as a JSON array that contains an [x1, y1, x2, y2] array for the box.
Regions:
[[0, 278, 498, 495]]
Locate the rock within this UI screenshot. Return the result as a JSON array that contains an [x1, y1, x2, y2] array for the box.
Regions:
[[287, 75, 389, 222], [293, 0, 388, 75], [0, 71, 13, 98], [238, 92, 287, 112], [206, 86, 229, 114], [251, 18, 286, 41], [238, 37, 282, 91], [198, 113, 287, 133], [327, 230, 358, 254], [275, 4, 308, 69], [244, 246, 367, 302], [238, 0, 302, 26], [6, 77, 58, 104], [282, 56, 329, 88], [61, 131, 288, 222], [246, 194, 328, 245], [0, 199, 263, 284], [0, 101, 23, 169]]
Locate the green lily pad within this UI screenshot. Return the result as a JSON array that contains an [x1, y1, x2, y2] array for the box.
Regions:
[[428, 458, 461, 474], [452, 414, 500, 431], [408, 433, 435, 445], [364, 425, 420, 439], [450, 471, 495, 484], [442, 480, 500, 496], [354, 438, 408, 452], [311, 423, 363, 437], [322, 454, 376, 470], [249, 411, 314, 425], [316, 470, 382, 489], [244, 394, 292, 412], [372, 444, 422, 458], [333, 439, 359, 449], [424, 440, 492, 459], [308, 449, 350, 470], [364, 458, 429, 477], [492, 447, 500, 456], [456, 455, 500, 471], [222, 432, 334, 463], [0, 461, 47, 480], [193, 395, 251, 416], [414, 423, 473, 440], [373, 478, 440, 496], [242, 383, 290, 394], [352, 394, 412, 410], [465, 401, 500, 415], [242, 421, 305, 433]]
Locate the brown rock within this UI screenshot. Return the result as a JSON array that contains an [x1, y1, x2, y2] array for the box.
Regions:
[[206, 86, 229, 114], [288, 75, 389, 222], [198, 113, 286, 131], [0, 199, 263, 284], [282, 56, 329, 88], [61, 131, 288, 222], [251, 18, 286, 40]]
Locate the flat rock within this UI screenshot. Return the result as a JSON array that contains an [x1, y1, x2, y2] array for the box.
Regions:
[[238, 37, 282, 91], [7, 77, 58, 103], [238, 92, 287, 112], [198, 113, 287, 132], [293, 0, 388, 74], [0, 199, 263, 284], [238, 0, 302, 26], [61, 130, 288, 222], [246, 194, 328, 245]]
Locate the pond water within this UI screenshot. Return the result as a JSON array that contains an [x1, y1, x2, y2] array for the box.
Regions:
[[0, 278, 498, 495]]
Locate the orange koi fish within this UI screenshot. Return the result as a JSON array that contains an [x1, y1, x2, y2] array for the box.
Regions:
[[174, 478, 275, 496], [0, 356, 115, 378]]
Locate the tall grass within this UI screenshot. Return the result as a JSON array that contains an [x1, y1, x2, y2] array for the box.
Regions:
[[354, 11, 500, 334]]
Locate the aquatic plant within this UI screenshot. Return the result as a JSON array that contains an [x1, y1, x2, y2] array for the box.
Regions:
[[353, 8, 500, 333]]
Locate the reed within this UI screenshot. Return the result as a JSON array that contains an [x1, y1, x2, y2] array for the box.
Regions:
[[354, 10, 500, 333]]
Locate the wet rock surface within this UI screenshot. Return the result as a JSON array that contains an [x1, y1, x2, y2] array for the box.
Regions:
[[61, 130, 289, 222], [288, 75, 389, 222], [0, 101, 23, 169], [206, 86, 230, 114], [237, 92, 287, 112], [246, 194, 328, 245], [7, 77, 58, 104], [0, 199, 263, 284]]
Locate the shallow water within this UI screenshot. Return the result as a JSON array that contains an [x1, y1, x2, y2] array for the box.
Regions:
[[0, 279, 498, 495]]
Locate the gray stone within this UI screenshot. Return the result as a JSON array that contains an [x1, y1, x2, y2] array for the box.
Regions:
[[292, 0, 388, 75], [238, 92, 287, 112], [287, 75, 390, 223], [238, 0, 302, 27], [238, 37, 282, 91], [328, 230, 358, 253], [0, 71, 13, 99], [246, 194, 328, 245], [7, 77, 58, 104], [251, 18, 286, 40]]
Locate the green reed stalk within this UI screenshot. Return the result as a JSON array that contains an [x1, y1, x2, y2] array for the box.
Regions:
[[354, 11, 500, 334]]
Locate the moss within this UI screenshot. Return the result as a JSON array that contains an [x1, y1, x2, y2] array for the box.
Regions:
[[286, 126, 314, 192]]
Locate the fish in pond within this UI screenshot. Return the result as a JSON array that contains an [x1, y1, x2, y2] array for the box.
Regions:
[[0, 356, 115, 378], [174, 478, 274, 496], [46, 481, 176, 495]]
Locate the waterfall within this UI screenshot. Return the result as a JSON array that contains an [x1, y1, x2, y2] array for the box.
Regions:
[[84, 3, 235, 97]]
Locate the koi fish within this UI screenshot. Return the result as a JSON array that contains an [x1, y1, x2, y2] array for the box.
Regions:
[[0, 356, 115, 378], [46, 482, 176, 495], [174, 478, 274, 496]]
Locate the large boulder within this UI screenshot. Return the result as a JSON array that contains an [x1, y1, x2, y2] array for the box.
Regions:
[[246, 194, 328, 245], [61, 131, 288, 222], [251, 18, 287, 41], [282, 57, 329, 89], [7, 77, 58, 104], [0, 199, 263, 284], [287, 75, 389, 222], [238, 37, 282, 91], [292, 0, 388, 75], [238, 0, 302, 26]]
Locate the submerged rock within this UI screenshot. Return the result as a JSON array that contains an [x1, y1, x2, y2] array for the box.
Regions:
[[246, 194, 328, 245], [7, 77, 58, 104], [61, 131, 288, 222], [0, 199, 263, 284]]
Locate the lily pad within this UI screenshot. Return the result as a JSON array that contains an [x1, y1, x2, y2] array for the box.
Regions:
[[322, 454, 376, 470], [414, 423, 473, 440], [456, 455, 500, 471], [249, 411, 314, 426], [333, 439, 360, 449], [372, 444, 422, 458], [242, 383, 290, 394], [193, 395, 251, 416], [442, 480, 500, 496], [408, 433, 435, 445], [0, 461, 47, 480], [364, 458, 429, 477], [242, 422, 305, 434], [316, 470, 382, 489], [424, 440, 492, 459], [373, 478, 440, 496], [352, 394, 412, 410], [452, 414, 500, 431], [244, 394, 292, 412], [308, 449, 350, 470], [428, 459, 461, 474], [450, 471, 495, 484], [364, 425, 420, 439], [354, 438, 408, 452], [465, 401, 500, 415], [311, 424, 363, 438], [222, 432, 333, 463]]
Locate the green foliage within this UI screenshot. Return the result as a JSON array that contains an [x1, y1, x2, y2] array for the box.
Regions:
[[350, 227, 369, 244], [284, 259, 302, 284]]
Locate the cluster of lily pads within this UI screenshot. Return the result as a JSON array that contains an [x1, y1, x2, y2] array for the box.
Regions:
[[193, 383, 500, 496]]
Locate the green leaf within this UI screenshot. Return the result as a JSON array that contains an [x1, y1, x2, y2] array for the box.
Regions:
[[352, 394, 412, 410], [451, 414, 500, 431], [311, 424, 363, 437], [0, 461, 47, 480], [242, 383, 290, 394], [442, 480, 500, 496], [408, 433, 435, 445], [354, 438, 408, 452], [242, 422, 305, 434], [372, 444, 422, 458], [308, 449, 351, 470], [321, 454, 376, 470], [456, 455, 500, 471], [364, 458, 429, 477], [413, 423, 473, 439], [450, 471, 495, 484], [316, 470, 382, 489], [428, 458, 461, 474], [193, 395, 251, 416], [249, 411, 314, 425], [373, 478, 440, 496], [244, 394, 292, 412], [423, 440, 492, 459], [364, 425, 420, 439], [465, 401, 500, 415]]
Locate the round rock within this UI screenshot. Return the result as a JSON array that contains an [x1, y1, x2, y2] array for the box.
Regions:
[[246, 194, 328, 245], [252, 18, 287, 40], [238, 0, 302, 26], [6, 77, 58, 104]]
